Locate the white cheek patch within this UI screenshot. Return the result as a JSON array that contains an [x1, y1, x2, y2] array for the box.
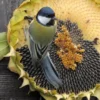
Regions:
[[38, 15, 51, 25]]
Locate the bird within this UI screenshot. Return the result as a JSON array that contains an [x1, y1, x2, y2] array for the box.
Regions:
[[24, 7, 62, 89]]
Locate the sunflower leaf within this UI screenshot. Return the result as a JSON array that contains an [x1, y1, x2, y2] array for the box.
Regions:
[[0, 32, 10, 60]]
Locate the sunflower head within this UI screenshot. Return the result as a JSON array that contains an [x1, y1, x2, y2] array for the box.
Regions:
[[7, 0, 100, 100]]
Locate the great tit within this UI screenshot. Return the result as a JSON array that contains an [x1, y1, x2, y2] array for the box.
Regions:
[[24, 7, 62, 89]]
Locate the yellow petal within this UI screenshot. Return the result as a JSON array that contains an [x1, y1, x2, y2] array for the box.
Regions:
[[20, 77, 30, 88], [7, 0, 100, 53], [8, 57, 20, 74], [93, 84, 100, 99]]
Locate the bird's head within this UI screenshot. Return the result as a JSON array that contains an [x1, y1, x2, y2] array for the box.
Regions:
[[36, 7, 56, 26]]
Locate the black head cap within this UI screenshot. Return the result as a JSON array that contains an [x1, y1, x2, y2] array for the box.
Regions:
[[37, 7, 55, 18], [36, 7, 55, 26]]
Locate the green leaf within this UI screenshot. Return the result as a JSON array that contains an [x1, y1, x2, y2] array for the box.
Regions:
[[0, 32, 10, 60]]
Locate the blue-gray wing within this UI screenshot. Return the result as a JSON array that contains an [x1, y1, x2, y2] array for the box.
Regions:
[[29, 39, 62, 88], [40, 53, 62, 89], [24, 25, 37, 63], [29, 34, 48, 61]]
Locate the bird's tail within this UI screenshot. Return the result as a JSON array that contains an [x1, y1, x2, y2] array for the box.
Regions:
[[40, 53, 62, 89]]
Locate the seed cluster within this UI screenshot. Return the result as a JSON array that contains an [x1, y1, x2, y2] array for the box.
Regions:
[[16, 20, 100, 94], [55, 25, 84, 70]]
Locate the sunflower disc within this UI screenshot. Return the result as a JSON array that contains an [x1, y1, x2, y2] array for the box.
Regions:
[[17, 20, 100, 94]]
